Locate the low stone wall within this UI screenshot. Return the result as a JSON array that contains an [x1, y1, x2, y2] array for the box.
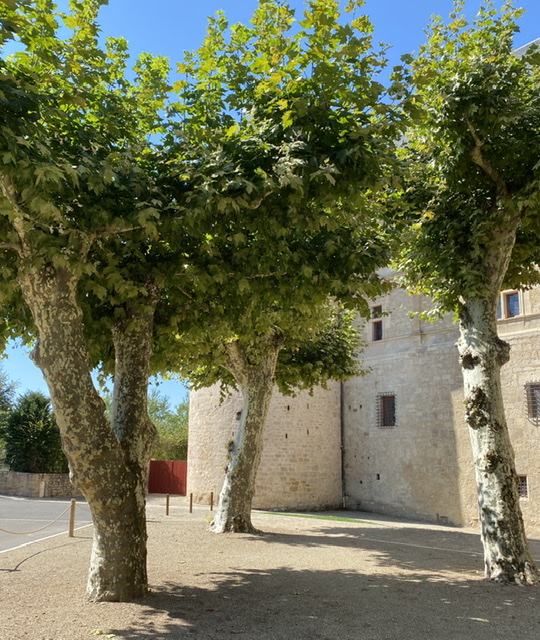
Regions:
[[0, 471, 82, 498]]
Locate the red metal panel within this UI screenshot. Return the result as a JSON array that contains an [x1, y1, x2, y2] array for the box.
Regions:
[[148, 460, 187, 495], [172, 460, 187, 495]]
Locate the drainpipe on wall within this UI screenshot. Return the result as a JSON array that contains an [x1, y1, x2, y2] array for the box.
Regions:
[[340, 381, 347, 509]]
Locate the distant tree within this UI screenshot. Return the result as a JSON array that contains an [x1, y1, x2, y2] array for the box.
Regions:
[[0, 366, 16, 465], [2, 391, 68, 473], [148, 391, 189, 461], [395, 1, 540, 583], [102, 388, 189, 461], [0, 365, 16, 422]]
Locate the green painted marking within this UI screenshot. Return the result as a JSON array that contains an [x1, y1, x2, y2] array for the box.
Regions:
[[264, 512, 383, 525]]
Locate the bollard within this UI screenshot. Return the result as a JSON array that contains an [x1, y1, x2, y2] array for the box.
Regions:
[[166, 494, 170, 516], [210, 491, 214, 511], [68, 499, 76, 537], [189, 493, 193, 513]]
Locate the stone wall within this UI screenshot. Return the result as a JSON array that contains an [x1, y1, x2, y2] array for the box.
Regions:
[[186, 285, 540, 536], [342, 288, 475, 526], [0, 471, 82, 498], [498, 287, 540, 535], [342, 286, 540, 535], [187, 382, 343, 511]]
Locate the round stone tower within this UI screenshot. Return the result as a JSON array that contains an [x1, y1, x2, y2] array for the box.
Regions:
[[187, 382, 343, 511]]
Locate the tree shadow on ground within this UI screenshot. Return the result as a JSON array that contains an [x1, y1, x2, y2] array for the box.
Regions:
[[0, 536, 90, 572], [103, 517, 540, 640], [107, 565, 540, 640], [248, 515, 540, 568], [247, 526, 485, 574]]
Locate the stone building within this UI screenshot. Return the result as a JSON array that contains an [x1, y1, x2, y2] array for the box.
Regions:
[[187, 284, 540, 534], [188, 381, 343, 511]]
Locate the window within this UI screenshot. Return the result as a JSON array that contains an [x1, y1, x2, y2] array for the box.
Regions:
[[497, 291, 521, 319], [372, 305, 383, 341], [518, 475, 529, 499], [505, 292, 520, 317], [377, 393, 396, 428], [525, 382, 540, 424]]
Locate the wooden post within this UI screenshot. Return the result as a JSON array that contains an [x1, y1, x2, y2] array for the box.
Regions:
[[166, 494, 170, 516], [189, 493, 193, 513], [210, 491, 214, 511], [68, 499, 76, 537]]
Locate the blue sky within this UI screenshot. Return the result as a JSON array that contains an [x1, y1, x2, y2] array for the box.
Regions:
[[2, 0, 539, 403], [95, 0, 540, 65]]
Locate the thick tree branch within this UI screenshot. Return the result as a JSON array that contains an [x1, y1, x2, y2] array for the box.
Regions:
[[0, 177, 27, 256], [464, 115, 509, 198], [224, 340, 249, 384]]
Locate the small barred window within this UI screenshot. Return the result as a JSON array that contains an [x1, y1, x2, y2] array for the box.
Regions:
[[525, 383, 540, 425], [518, 475, 529, 499], [377, 393, 396, 428]]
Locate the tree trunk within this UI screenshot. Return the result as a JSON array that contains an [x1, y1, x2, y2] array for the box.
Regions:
[[85, 469, 150, 601], [87, 296, 158, 601], [211, 337, 281, 533], [18, 264, 158, 600], [457, 296, 539, 584]]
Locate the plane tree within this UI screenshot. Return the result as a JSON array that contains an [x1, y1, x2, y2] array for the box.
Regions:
[[164, 0, 403, 533], [395, 0, 540, 583], [0, 0, 174, 600]]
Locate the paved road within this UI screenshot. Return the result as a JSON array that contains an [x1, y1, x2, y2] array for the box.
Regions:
[[0, 495, 92, 553]]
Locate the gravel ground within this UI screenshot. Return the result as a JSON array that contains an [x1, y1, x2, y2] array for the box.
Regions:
[[2, 499, 540, 640]]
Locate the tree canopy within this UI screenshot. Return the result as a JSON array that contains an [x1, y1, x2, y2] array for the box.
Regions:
[[395, 0, 540, 312], [159, 0, 402, 379]]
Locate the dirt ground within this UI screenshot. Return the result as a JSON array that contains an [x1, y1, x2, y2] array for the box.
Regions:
[[2, 498, 540, 640]]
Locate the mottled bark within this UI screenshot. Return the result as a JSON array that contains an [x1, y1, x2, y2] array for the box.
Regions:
[[211, 336, 282, 534], [86, 470, 149, 601], [451, 134, 540, 584], [458, 300, 539, 584], [18, 263, 158, 600]]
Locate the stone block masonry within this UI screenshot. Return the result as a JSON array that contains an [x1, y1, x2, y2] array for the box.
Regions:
[[188, 382, 343, 511], [187, 284, 540, 535], [0, 470, 82, 498]]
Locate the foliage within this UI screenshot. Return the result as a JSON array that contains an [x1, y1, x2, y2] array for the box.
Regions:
[[102, 389, 189, 460], [1, 391, 68, 473], [149, 391, 189, 461], [276, 308, 366, 395], [160, 0, 402, 392], [0, 365, 16, 465], [0, 364, 16, 419], [135, 389, 189, 461], [0, 0, 172, 353], [181, 304, 366, 396], [393, 0, 540, 310]]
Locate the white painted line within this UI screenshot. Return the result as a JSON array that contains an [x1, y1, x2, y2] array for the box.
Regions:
[[359, 535, 483, 557], [349, 534, 540, 564], [0, 495, 85, 504], [0, 523, 93, 554]]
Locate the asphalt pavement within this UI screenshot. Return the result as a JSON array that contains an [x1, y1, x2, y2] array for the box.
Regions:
[[0, 494, 92, 552]]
